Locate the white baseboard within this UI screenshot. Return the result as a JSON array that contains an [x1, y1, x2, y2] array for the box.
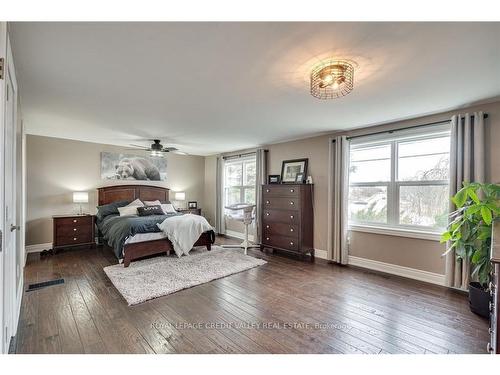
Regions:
[[348, 255, 445, 286], [225, 230, 255, 242], [25, 242, 52, 254], [314, 249, 327, 259]]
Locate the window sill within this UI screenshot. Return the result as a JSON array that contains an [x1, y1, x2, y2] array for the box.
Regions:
[[348, 224, 442, 241]]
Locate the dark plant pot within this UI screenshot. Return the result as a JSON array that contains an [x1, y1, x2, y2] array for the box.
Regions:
[[469, 282, 490, 318]]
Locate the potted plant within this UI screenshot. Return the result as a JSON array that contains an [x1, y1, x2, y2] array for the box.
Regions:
[[441, 182, 500, 318]]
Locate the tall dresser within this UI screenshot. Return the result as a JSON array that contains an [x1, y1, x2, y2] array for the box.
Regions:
[[260, 183, 314, 259], [489, 220, 500, 354]]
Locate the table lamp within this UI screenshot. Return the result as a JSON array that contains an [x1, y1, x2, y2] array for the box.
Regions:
[[174, 192, 186, 209], [73, 191, 89, 215]]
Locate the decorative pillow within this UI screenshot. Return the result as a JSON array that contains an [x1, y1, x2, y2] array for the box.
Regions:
[[96, 200, 129, 221], [137, 205, 164, 216], [143, 200, 170, 206], [161, 203, 177, 214], [127, 198, 144, 207], [118, 205, 140, 216]]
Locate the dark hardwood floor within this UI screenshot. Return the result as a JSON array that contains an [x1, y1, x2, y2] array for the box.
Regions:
[[15, 236, 489, 354]]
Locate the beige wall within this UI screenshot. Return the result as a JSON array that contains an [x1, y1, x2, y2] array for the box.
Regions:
[[26, 135, 206, 245], [204, 99, 500, 275]]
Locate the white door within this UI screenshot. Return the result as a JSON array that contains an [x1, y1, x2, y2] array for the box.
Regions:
[[2, 33, 17, 353], [0, 21, 7, 354]]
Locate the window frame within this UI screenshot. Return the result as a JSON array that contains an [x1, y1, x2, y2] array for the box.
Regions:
[[223, 155, 257, 209], [348, 126, 451, 239]]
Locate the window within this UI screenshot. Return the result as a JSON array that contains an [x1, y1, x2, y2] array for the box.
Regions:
[[348, 127, 450, 233], [224, 156, 256, 211]]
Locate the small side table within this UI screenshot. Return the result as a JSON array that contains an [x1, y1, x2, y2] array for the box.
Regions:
[[52, 214, 96, 251]]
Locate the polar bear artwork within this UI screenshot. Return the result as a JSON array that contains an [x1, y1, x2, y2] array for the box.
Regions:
[[115, 157, 161, 180], [101, 152, 167, 181]]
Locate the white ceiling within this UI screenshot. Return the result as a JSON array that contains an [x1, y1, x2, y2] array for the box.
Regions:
[[10, 22, 500, 155]]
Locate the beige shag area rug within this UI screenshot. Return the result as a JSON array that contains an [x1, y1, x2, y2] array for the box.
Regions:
[[103, 246, 266, 305]]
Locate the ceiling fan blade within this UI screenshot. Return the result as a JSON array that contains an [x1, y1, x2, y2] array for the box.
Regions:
[[129, 144, 150, 150], [171, 150, 189, 156]]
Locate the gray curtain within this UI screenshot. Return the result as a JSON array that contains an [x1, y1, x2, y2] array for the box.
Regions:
[[215, 155, 226, 235], [445, 111, 485, 289], [254, 149, 268, 244], [327, 136, 350, 264]]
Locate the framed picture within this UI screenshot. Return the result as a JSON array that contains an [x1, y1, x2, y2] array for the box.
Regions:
[[280, 158, 308, 184], [268, 174, 281, 184], [188, 201, 198, 209], [295, 173, 304, 183], [100, 152, 167, 181]]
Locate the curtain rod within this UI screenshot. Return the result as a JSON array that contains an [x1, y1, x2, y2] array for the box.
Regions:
[[344, 113, 488, 141], [223, 150, 267, 160]]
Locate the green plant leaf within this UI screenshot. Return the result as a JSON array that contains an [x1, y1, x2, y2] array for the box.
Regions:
[[471, 249, 483, 264], [480, 206, 492, 225], [452, 188, 468, 208], [467, 188, 480, 204], [465, 205, 481, 217], [440, 232, 451, 243]]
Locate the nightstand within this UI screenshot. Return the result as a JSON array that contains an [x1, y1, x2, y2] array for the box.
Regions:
[[177, 208, 202, 216], [52, 214, 96, 251]]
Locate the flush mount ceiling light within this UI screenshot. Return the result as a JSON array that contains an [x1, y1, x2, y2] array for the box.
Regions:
[[310, 59, 354, 100]]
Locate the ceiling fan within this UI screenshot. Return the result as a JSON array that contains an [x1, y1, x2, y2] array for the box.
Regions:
[[127, 139, 187, 156]]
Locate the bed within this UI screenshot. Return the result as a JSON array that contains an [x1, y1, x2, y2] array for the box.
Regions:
[[97, 185, 215, 267]]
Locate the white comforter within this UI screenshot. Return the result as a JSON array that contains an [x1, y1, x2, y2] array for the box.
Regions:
[[156, 214, 213, 257]]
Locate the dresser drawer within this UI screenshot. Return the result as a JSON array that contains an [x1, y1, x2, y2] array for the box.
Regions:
[[263, 197, 299, 210], [263, 222, 298, 238], [56, 225, 93, 236], [55, 216, 93, 227], [263, 209, 299, 224], [262, 234, 299, 252], [55, 233, 93, 246], [263, 185, 300, 197]]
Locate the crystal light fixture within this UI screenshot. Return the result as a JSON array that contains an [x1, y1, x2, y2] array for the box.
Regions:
[[310, 60, 354, 99]]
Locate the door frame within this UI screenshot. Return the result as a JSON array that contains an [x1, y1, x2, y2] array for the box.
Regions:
[[0, 27, 19, 354], [0, 21, 6, 354]]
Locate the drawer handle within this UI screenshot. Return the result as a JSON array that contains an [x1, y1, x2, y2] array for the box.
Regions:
[[266, 237, 270, 241], [266, 212, 270, 216], [290, 215, 294, 219], [73, 228, 77, 231], [290, 241, 294, 246], [290, 228, 294, 232], [266, 225, 270, 229], [73, 237, 77, 241], [266, 189, 270, 193], [266, 200, 270, 204], [290, 189, 294, 193], [290, 201, 294, 205], [73, 219, 77, 223]]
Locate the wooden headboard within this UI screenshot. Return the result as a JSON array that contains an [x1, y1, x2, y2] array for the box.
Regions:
[[97, 185, 170, 206]]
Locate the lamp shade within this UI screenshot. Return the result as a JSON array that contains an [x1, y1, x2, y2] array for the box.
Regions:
[[175, 192, 186, 201], [73, 191, 89, 203]]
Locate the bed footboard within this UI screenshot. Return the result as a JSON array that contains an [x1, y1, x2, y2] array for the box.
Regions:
[[122, 230, 215, 267]]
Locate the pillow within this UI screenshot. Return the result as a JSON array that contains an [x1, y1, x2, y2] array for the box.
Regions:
[[127, 198, 144, 207], [118, 205, 140, 216], [161, 203, 177, 214], [137, 205, 164, 216], [96, 200, 129, 221], [143, 200, 162, 206]]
